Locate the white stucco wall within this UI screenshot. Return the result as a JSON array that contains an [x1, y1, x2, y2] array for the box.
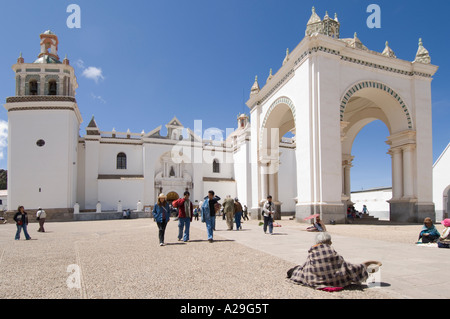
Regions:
[[233, 139, 252, 209], [98, 142, 143, 176], [7, 108, 79, 210], [97, 178, 144, 211], [433, 143, 450, 219], [351, 188, 392, 220], [278, 146, 297, 213]]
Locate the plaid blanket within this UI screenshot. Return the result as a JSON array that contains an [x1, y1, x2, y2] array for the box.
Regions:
[[287, 244, 368, 289]]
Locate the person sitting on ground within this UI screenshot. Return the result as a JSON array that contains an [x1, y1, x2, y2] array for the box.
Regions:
[[418, 217, 440, 243], [438, 219, 450, 249], [306, 215, 327, 232], [287, 232, 380, 290], [346, 206, 354, 221]]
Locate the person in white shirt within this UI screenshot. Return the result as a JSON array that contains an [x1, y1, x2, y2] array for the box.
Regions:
[[262, 195, 275, 234], [36, 207, 47, 232]]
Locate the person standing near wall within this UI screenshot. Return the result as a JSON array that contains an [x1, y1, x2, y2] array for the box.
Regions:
[[262, 195, 275, 235], [36, 207, 46, 232], [223, 195, 235, 231], [13, 206, 31, 240], [152, 193, 171, 246], [234, 198, 243, 230], [242, 205, 249, 221], [173, 191, 194, 242], [201, 190, 221, 243]]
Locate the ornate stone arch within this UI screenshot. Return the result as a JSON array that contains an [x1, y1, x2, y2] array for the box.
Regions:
[[259, 96, 296, 148], [339, 80, 413, 130]]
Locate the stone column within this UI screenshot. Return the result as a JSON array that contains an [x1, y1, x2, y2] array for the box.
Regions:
[[390, 147, 403, 200], [268, 171, 276, 198], [344, 164, 351, 197], [341, 155, 354, 199], [259, 163, 269, 220], [259, 159, 271, 198], [402, 144, 416, 199]]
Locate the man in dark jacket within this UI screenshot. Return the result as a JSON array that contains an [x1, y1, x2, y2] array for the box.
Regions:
[[14, 206, 31, 240], [173, 191, 194, 242]]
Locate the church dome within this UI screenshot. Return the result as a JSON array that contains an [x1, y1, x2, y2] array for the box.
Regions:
[[33, 55, 62, 64]]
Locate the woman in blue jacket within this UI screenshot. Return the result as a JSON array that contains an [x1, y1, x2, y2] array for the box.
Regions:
[[419, 217, 440, 243], [152, 193, 170, 246]]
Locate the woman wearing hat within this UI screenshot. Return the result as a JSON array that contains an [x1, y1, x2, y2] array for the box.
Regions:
[[438, 219, 450, 249], [152, 193, 171, 246]]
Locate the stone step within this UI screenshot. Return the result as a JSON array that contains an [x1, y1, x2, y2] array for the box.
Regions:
[[347, 214, 381, 224]]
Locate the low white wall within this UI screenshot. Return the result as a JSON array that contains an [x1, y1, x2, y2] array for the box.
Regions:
[[98, 179, 144, 211], [433, 143, 450, 219], [351, 188, 392, 220]]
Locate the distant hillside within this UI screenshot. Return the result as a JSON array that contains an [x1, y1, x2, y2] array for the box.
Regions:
[[0, 170, 6, 190]]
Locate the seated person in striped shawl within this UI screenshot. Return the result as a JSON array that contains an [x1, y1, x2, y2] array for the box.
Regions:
[[287, 232, 380, 290]]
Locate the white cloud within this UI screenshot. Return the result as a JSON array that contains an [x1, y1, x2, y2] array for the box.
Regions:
[[75, 59, 85, 69], [82, 66, 105, 83], [0, 120, 8, 160], [75, 59, 105, 84], [91, 93, 106, 104]]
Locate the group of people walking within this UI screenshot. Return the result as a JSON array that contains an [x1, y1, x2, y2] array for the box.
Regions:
[[152, 191, 253, 245], [152, 190, 222, 245]]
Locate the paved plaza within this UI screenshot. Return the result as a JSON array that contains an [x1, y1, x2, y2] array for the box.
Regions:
[[0, 217, 448, 299]]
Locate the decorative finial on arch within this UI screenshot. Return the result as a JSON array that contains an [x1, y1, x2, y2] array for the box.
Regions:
[[414, 38, 431, 64], [382, 40, 396, 58], [250, 75, 260, 97], [283, 48, 290, 65], [266, 68, 273, 83]]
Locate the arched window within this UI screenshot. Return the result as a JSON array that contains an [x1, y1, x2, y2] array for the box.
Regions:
[[29, 80, 38, 95], [117, 152, 127, 169], [213, 159, 220, 173], [48, 80, 57, 95]]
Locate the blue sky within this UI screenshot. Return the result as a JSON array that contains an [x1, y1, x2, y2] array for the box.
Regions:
[[0, 0, 449, 191]]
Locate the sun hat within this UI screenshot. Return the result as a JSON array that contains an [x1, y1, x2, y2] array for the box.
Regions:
[[158, 193, 166, 199], [441, 218, 450, 228]]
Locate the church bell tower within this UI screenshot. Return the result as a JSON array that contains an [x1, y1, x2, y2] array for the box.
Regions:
[[4, 30, 82, 217]]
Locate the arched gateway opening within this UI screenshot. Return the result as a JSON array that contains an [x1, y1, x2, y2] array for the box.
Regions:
[[259, 97, 296, 220], [247, 9, 438, 224], [341, 81, 416, 222]]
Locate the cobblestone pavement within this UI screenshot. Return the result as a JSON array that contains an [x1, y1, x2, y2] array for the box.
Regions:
[[0, 217, 446, 299]]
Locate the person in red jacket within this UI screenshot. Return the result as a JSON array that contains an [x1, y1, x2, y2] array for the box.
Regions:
[[173, 191, 194, 242]]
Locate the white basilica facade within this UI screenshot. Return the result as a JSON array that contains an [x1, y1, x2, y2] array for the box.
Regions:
[[4, 8, 443, 223]]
